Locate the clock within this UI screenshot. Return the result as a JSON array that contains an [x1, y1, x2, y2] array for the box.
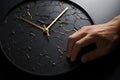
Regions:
[[0, 0, 94, 75]]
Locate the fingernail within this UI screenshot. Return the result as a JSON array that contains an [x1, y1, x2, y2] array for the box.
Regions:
[[71, 57, 75, 62], [66, 54, 70, 58], [66, 54, 69, 57], [81, 57, 87, 63], [66, 52, 71, 58]]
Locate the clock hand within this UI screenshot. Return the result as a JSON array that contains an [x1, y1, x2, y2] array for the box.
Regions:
[[43, 25, 50, 36], [17, 16, 45, 32], [46, 7, 68, 30], [17, 16, 50, 36], [17, 7, 68, 37]]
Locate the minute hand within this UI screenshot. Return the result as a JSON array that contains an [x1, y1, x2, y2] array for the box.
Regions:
[[46, 7, 68, 30]]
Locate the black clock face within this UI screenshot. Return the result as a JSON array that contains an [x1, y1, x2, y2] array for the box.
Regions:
[[0, 0, 93, 75]]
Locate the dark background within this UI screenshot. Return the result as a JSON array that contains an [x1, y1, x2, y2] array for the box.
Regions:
[[0, 0, 120, 80]]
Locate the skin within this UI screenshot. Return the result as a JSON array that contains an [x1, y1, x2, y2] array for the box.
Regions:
[[67, 15, 120, 63]]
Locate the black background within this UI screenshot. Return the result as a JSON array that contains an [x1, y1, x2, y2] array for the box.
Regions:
[[1, 0, 120, 80]]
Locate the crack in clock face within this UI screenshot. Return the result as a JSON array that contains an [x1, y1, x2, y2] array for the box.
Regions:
[[1, 0, 93, 75]]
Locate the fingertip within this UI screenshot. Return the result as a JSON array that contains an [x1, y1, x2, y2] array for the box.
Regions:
[[81, 56, 87, 63], [66, 53, 71, 58], [66, 49, 72, 58], [70, 57, 75, 62]]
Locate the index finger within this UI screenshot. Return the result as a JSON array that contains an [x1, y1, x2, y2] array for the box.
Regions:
[[70, 35, 95, 62], [67, 31, 86, 58]]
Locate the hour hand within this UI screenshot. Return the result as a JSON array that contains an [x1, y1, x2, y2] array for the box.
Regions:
[[17, 16, 45, 31]]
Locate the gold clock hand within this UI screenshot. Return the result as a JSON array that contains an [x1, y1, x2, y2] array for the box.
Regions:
[[43, 25, 50, 36], [17, 16, 45, 31], [46, 7, 68, 30]]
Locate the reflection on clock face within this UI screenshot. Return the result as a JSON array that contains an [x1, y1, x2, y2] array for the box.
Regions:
[[1, 0, 93, 75]]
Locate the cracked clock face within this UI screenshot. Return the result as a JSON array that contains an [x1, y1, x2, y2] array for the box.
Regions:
[[0, 0, 93, 75]]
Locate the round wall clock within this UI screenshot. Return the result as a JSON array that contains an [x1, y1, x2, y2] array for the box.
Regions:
[[0, 0, 94, 76]]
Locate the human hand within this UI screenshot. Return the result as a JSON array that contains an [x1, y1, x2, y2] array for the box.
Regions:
[[67, 15, 120, 63]]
